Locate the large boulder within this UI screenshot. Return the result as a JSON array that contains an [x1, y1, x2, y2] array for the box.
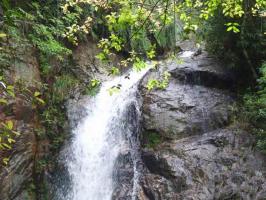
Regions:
[[141, 82, 233, 139], [138, 50, 266, 200], [140, 52, 235, 140], [167, 51, 235, 90], [139, 128, 266, 200]]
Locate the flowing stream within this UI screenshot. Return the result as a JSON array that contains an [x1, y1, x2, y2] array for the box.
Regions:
[[57, 67, 150, 200]]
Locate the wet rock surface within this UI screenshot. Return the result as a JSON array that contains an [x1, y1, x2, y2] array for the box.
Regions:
[[72, 38, 122, 82], [4, 38, 264, 200], [112, 100, 143, 200], [0, 123, 36, 200], [138, 128, 266, 200], [141, 82, 233, 139], [0, 46, 41, 200], [112, 151, 134, 200], [136, 51, 266, 200], [168, 52, 235, 90]]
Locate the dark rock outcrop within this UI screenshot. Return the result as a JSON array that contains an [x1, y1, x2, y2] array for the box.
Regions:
[[137, 50, 266, 200], [139, 128, 266, 200], [112, 151, 135, 200], [0, 121, 37, 200], [0, 46, 41, 200], [71, 38, 122, 83], [3, 37, 264, 200], [140, 52, 235, 140], [168, 52, 235, 90], [141, 82, 233, 139]]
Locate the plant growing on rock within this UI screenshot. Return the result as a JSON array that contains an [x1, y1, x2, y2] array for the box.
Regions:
[[147, 71, 171, 91], [0, 120, 20, 165], [244, 62, 266, 152], [0, 77, 19, 165], [84, 79, 101, 96]]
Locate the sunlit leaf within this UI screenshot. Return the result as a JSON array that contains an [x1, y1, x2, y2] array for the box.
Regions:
[[6, 120, 13, 130]]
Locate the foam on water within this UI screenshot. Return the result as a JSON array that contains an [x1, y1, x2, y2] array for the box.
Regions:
[[59, 67, 150, 200]]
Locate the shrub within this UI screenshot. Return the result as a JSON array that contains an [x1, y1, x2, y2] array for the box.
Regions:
[[52, 75, 79, 103], [244, 62, 266, 152]]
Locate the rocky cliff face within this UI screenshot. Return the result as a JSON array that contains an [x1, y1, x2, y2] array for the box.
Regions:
[[0, 46, 40, 200], [0, 38, 112, 200], [137, 51, 266, 200], [2, 40, 265, 200]]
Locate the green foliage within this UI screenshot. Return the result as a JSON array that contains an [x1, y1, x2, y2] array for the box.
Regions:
[[52, 75, 79, 103], [91, 79, 100, 87], [84, 79, 101, 96], [31, 32, 71, 59], [96, 36, 123, 62], [176, 0, 264, 30], [202, 10, 265, 70], [36, 158, 49, 174], [168, 0, 266, 81], [60, 0, 265, 73], [28, 5, 72, 75], [144, 131, 161, 149], [40, 104, 67, 151], [155, 23, 181, 49], [147, 71, 171, 91], [244, 62, 266, 152], [14, 81, 46, 110], [225, 22, 240, 33], [133, 57, 146, 71], [62, 0, 181, 68], [108, 86, 120, 96], [0, 76, 15, 102], [130, 29, 152, 54], [0, 76, 48, 167], [0, 1, 73, 76], [34, 91, 45, 106], [147, 79, 159, 91], [0, 77, 20, 165], [0, 120, 20, 165], [0, 1, 84, 176], [109, 67, 120, 76], [199, 0, 265, 153], [26, 182, 37, 200]]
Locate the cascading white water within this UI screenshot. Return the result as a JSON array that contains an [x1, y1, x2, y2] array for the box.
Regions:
[[59, 67, 150, 200]]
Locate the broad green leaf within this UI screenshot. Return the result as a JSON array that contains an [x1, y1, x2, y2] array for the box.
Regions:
[[6, 85, 14, 90], [7, 138, 15, 144], [36, 97, 45, 105], [3, 143, 11, 149], [34, 91, 41, 97], [3, 158, 9, 165], [6, 120, 13, 130], [110, 67, 120, 75], [12, 131, 20, 136], [0, 98, 7, 104], [91, 79, 100, 87], [0, 33, 7, 38]]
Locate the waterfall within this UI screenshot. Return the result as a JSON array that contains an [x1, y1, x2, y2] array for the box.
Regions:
[[57, 67, 150, 200]]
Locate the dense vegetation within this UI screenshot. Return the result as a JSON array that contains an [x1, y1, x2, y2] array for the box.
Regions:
[[0, 0, 265, 190]]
